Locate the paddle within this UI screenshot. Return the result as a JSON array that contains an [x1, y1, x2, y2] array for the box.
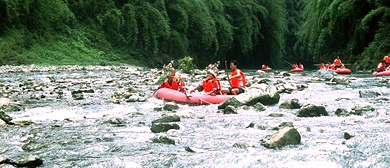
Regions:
[[225, 61, 232, 88], [284, 60, 293, 66]]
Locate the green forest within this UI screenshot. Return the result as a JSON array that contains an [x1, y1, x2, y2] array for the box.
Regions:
[[0, 0, 389, 70]]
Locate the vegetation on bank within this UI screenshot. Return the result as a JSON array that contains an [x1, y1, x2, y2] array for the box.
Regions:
[[0, 0, 389, 70]]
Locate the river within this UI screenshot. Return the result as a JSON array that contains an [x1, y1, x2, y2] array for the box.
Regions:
[[0, 65, 389, 168]]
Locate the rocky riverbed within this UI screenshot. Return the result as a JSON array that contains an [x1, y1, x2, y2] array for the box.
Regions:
[[0, 65, 389, 168]]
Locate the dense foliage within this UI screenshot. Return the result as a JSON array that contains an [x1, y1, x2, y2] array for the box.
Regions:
[[295, 0, 390, 69], [0, 0, 288, 68], [1, 0, 389, 69]]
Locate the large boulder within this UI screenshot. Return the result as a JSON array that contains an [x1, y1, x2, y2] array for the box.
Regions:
[[152, 115, 181, 123], [297, 104, 328, 117], [235, 86, 280, 106], [218, 98, 243, 109], [261, 127, 301, 148]]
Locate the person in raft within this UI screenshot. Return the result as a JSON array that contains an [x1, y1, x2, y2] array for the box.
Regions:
[[332, 56, 344, 68], [383, 54, 390, 68], [292, 63, 298, 69], [298, 63, 304, 70], [158, 61, 186, 92], [221, 60, 246, 95], [262, 65, 269, 70], [191, 62, 222, 95], [377, 60, 386, 72]]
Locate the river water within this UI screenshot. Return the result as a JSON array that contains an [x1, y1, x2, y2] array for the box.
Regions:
[[0, 65, 389, 168]]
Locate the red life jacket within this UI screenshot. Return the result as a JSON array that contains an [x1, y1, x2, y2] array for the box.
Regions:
[[202, 78, 221, 94], [231, 69, 246, 88], [378, 62, 386, 71], [161, 77, 185, 91], [298, 64, 304, 69], [384, 56, 390, 64], [320, 64, 325, 69], [292, 64, 298, 69], [334, 59, 342, 66]]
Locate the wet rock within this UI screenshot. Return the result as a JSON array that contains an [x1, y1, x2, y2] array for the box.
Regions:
[[218, 98, 243, 109], [10, 120, 35, 126], [269, 113, 284, 117], [233, 142, 250, 149], [329, 77, 350, 85], [261, 126, 301, 148], [185, 146, 198, 153], [246, 122, 255, 128], [224, 105, 237, 114], [351, 105, 375, 115], [152, 115, 181, 123], [335, 108, 350, 117], [253, 103, 266, 111], [297, 104, 328, 117], [234, 87, 280, 106], [15, 155, 43, 167], [151, 136, 175, 145], [163, 102, 179, 111], [106, 117, 127, 126], [150, 123, 180, 133], [0, 155, 10, 164], [279, 98, 301, 109], [344, 132, 355, 140], [125, 95, 139, 102], [22, 140, 50, 152], [279, 122, 294, 128], [71, 93, 84, 100], [0, 110, 12, 124], [359, 90, 381, 98]]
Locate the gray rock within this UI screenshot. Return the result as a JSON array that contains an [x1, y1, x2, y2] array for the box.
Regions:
[[150, 123, 180, 133], [15, 155, 43, 167], [246, 122, 255, 128], [359, 90, 381, 98], [72, 93, 84, 100], [351, 105, 375, 115], [253, 103, 266, 111], [269, 113, 284, 117], [279, 98, 301, 109], [224, 105, 237, 114], [163, 102, 179, 111], [233, 142, 250, 149], [0, 110, 12, 124], [297, 104, 328, 117], [218, 98, 243, 109], [151, 136, 175, 145], [330, 77, 350, 85], [152, 115, 181, 123], [344, 132, 355, 140], [335, 108, 350, 117], [261, 127, 301, 148]]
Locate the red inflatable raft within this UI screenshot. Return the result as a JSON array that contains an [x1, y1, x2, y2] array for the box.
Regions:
[[261, 67, 272, 72], [332, 67, 352, 74], [153, 88, 234, 105], [373, 71, 390, 76], [290, 68, 304, 73]]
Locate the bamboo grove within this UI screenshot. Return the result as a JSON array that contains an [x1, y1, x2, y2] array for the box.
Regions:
[[0, 0, 389, 69]]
